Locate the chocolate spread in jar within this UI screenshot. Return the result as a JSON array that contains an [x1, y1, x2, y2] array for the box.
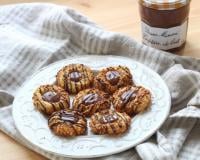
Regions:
[[139, 0, 190, 52]]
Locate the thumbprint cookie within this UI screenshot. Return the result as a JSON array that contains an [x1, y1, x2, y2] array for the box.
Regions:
[[113, 86, 151, 116], [32, 85, 70, 115], [48, 110, 87, 137], [56, 64, 94, 94], [94, 66, 133, 94], [72, 88, 111, 117], [89, 109, 131, 135]]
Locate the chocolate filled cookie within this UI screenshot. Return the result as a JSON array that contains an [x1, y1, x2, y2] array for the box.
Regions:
[[113, 86, 151, 116], [56, 64, 94, 94], [32, 85, 70, 115], [94, 66, 133, 94], [73, 88, 111, 117], [89, 109, 131, 135], [48, 110, 87, 137]]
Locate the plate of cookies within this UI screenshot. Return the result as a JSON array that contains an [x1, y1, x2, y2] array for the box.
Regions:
[[13, 55, 171, 158]]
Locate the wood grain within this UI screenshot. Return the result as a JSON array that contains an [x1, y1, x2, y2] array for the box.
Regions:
[[0, 0, 199, 160]]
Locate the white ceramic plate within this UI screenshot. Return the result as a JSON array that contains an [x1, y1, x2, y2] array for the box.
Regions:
[[13, 55, 171, 158]]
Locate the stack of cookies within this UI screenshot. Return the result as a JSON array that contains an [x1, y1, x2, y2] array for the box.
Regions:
[[32, 64, 151, 137]]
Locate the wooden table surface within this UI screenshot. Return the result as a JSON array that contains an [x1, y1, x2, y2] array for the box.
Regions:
[[0, 0, 199, 160]]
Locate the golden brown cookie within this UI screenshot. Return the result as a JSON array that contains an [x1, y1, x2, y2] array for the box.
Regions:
[[32, 85, 70, 115], [72, 88, 111, 117], [48, 109, 87, 137], [113, 86, 151, 116], [89, 109, 131, 135], [94, 66, 133, 94], [56, 64, 94, 94]]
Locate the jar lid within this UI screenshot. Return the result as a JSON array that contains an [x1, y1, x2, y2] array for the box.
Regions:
[[139, 0, 190, 10]]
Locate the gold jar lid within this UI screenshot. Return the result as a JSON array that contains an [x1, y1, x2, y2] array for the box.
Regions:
[[139, 0, 190, 10]]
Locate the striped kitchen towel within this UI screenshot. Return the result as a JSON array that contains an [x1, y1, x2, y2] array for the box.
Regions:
[[0, 3, 199, 160]]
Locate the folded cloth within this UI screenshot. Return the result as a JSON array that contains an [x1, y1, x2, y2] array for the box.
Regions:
[[0, 3, 199, 160]]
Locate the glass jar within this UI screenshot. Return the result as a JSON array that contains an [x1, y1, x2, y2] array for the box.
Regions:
[[139, 0, 191, 51]]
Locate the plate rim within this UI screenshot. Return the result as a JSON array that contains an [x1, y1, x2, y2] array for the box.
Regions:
[[12, 55, 171, 158]]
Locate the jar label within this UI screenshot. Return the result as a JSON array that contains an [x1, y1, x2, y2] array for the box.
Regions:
[[141, 20, 188, 50]]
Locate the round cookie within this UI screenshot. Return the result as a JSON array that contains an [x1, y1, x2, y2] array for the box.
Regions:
[[48, 109, 87, 137], [113, 86, 151, 116], [94, 66, 133, 94], [32, 85, 70, 115], [56, 64, 94, 94], [72, 88, 111, 117], [89, 109, 131, 135]]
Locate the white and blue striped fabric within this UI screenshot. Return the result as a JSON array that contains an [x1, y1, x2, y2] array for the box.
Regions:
[[0, 3, 199, 160]]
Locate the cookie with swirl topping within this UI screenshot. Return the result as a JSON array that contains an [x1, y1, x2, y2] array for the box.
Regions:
[[32, 85, 70, 115], [72, 88, 111, 117], [94, 66, 133, 94], [48, 109, 87, 137], [56, 64, 94, 94], [113, 86, 151, 116], [89, 109, 131, 135]]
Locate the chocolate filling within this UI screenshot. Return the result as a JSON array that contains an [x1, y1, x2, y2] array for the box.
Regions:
[[69, 71, 82, 82], [60, 111, 79, 123], [82, 93, 100, 105], [42, 91, 60, 103], [100, 113, 118, 123], [106, 71, 120, 85], [121, 89, 136, 105]]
